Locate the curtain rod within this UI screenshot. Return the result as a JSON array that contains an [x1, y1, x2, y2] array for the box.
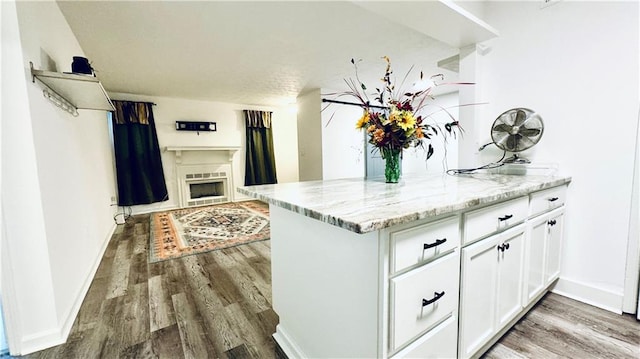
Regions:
[[111, 100, 157, 106], [321, 98, 388, 110]]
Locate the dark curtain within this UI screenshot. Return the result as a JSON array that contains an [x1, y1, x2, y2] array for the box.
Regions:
[[112, 100, 168, 206], [244, 110, 277, 186]]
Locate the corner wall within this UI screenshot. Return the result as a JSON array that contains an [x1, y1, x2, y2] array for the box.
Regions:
[[1, 0, 119, 354], [465, 1, 639, 312]]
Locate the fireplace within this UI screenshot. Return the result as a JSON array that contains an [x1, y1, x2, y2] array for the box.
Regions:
[[177, 164, 232, 207], [189, 181, 225, 199]]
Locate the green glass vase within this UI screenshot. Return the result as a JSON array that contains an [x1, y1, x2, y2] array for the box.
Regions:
[[382, 148, 401, 183]]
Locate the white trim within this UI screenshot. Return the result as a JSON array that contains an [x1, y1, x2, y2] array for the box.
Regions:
[[622, 104, 640, 314], [273, 325, 307, 359], [18, 328, 63, 356], [552, 277, 623, 314], [1, 209, 22, 355]]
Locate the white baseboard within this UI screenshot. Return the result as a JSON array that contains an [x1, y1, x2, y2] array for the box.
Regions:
[[552, 277, 624, 314], [18, 222, 116, 355], [273, 324, 307, 359], [18, 328, 64, 355]]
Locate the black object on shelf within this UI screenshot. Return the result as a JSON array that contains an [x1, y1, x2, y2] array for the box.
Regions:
[[175, 121, 217, 132], [71, 56, 94, 75]]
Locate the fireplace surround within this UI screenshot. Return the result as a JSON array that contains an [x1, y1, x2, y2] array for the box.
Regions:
[[166, 146, 241, 208], [177, 164, 232, 207]]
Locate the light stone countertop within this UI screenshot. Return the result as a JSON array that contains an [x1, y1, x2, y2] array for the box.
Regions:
[[237, 173, 572, 234]]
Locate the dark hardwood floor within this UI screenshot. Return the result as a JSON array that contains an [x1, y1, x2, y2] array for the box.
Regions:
[[19, 214, 639, 358]]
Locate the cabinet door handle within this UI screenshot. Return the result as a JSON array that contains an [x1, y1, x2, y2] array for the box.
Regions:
[[422, 291, 445, 306], [548, 219, 557, 226], [498, 214, 513, 222], [548, 197, 559, 202], [497, 243, 510, 252], [423, 238, 447, 250]]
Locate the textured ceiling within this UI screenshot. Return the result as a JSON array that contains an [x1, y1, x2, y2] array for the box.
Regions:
[[57, 1, 461, 107]]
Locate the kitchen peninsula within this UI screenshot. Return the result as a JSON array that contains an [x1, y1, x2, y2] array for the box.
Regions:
[[238, 173, 571, 358]]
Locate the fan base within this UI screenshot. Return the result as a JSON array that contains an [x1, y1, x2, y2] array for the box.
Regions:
[[503, 154, 531, 164]]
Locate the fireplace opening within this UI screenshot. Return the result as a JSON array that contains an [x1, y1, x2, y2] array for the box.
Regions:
[[178, 165, 231, 207], [189, 181, 225, 199]]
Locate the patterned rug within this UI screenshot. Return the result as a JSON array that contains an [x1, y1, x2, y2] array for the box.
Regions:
[[149, 200, 270, 263]]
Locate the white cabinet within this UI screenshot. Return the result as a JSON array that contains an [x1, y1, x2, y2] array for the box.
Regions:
[[391, 315, 458, 359], [496, 228, 525, 328], [390, 216, 459, 274], [257, 178, 570, 359], [459, 225, 525, 358], [387, 216, 461, 356], [524, 214, 547, 304], [524, 207, 565, 305], [544, 209, 564, 285], [463, 197, 528, 245]]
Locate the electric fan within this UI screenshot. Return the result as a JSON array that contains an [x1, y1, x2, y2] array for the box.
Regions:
[[491, 108, 544, 163]]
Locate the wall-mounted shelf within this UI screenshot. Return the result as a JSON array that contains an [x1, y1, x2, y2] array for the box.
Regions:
[[353, 0, 499, 48], [30, 62, 115, 115]]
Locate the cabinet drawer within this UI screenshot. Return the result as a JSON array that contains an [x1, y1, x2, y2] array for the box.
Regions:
[[530, 185, 567, 217], [390, 216, 459, 274], [463, 197, 528, 245], [391, 315, 457, 358], [389, 252, 460, 351]]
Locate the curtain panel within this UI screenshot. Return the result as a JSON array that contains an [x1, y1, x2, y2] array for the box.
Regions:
[[244, 110, 278, 186], [111, 100, 168, 206]]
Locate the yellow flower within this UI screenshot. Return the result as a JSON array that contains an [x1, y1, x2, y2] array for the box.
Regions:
[[397, 111, 416, 131], [367, 124, 376, 133], [356, 112, 370, 129], [388, 109, 400, 124]]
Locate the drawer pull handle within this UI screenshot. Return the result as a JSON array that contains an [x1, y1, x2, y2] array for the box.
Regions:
[[423, 238, 447, 250], [498, 214, 513, 222], [548, 219, 557, 226], [548, 197, 559, 202], [497, 243, 511, 252], [422, 291, 445, 307]]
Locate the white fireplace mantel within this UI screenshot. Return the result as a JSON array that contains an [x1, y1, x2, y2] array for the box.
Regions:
[[165, 146, 240, 163]]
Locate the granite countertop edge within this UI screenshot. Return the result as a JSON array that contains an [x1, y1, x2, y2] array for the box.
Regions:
[[238, 175, 572, 234]]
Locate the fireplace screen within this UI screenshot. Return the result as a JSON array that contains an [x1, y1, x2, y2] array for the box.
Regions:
[[189, 181, 225, 199]]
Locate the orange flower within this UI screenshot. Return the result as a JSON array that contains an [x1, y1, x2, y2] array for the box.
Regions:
[[367, 125, 376, 133], [415, 127, 424, 139], [373, 128, 385, 144]]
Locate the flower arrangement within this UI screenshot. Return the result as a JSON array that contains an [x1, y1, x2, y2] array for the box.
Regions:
[[330, 56, 466, 182]]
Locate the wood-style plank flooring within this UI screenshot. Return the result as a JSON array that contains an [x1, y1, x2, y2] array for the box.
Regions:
[[19, 213, 639, 358]]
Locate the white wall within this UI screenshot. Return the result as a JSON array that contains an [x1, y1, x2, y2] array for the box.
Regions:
[[2, 0, 118, 354], [297, 89, 323, 181], [402, 91, 459, 175], [108, 93, 299, 214], [464, 1, 639, 312], [321, 93, 366, 180], [1, 1, 58, 354]]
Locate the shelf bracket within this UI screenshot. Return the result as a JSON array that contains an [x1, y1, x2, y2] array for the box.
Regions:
[[42, 87, 79, 116]]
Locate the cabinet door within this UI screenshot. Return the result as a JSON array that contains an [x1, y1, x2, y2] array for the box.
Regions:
[[459, 235, 499, 359], [496, 227, 525, 328], [524, 215, 547, 305], [545, 209, 565, 285]]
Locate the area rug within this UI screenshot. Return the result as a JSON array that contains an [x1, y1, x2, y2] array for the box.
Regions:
[[149, 200, 270, 263]]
